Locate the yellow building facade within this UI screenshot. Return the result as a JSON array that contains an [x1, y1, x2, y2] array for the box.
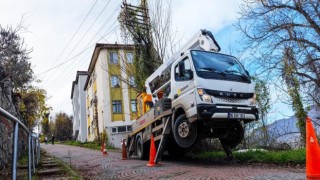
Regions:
[[84, 44, 138, 147]]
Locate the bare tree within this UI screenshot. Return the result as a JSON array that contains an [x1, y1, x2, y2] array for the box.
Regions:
[[237, 0, 319, 145], [149, 0, 179, 61], [0, 21, 33, 90], [237, 0, 320, 106]]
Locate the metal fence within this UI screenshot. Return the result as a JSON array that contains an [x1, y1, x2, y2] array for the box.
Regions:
[[0, 107, 40, 180]]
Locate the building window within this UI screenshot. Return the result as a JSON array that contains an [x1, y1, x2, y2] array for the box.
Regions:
[[110, 76, 120, 88], [112, 100, 122, 113], [111, 125, 132, 134], [128, 76, 136, 87], [109, 52, 118, 64], [126, 52, 133, 63], [131, 100, 137, 112], [88, 126, 91, 135], [118, 126, 127, 133]]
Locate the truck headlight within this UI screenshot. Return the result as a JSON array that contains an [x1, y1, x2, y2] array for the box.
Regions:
[[197, 88, 212, 103], [249, 93, 256, 106]]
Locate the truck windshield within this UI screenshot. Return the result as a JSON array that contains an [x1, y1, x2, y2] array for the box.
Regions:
[[191, 50, 250, 82]]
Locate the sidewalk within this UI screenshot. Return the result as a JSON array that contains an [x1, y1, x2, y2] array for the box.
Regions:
[[41, 144, 306, 180]]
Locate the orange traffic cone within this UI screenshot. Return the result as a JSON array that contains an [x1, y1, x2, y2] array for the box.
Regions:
[[306, 116, 320, 179], [146, 134, 157, 167], [103, 143, 108, 155], [121, 139, 127, 160]]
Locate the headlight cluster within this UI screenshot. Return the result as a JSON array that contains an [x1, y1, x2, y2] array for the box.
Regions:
[[197, 88, 212, 103], [249, 93, 256, 106]]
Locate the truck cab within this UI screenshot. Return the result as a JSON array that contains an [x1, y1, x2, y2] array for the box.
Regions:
[[169, 49, 259, 149]]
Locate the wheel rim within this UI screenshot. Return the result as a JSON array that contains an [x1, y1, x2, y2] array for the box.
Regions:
[[173, 115, 197, 148], [178, 122, 190, 138]]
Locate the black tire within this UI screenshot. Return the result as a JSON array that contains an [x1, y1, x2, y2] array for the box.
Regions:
[[136, 136, 149, 160], [219, 122, 244, 148], [173, 114, 197, 148]]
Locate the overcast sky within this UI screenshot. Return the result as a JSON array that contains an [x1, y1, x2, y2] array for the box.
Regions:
[[0, 0, 292, 120]]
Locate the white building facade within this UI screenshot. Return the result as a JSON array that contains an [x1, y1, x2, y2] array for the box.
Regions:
[[71, 71, 89, 142], [84, 43, 137, 148]]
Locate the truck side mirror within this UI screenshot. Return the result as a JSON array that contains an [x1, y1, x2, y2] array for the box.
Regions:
[[178, 61, 185, 77]]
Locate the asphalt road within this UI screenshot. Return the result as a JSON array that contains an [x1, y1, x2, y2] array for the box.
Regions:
[[41, 144, 306, 180]]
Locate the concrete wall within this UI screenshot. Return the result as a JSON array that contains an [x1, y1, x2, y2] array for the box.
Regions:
[[78, 75, 88, 142], [72, 83, 80, 140], [71, 72, 88, 143]]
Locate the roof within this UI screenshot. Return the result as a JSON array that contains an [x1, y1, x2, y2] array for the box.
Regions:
[[71, 71, 89, 99], [83, 43, 135, 90]]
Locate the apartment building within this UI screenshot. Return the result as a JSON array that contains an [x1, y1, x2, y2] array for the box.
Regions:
[[84, 43, 137, 148], [71, 71, 89, 142]]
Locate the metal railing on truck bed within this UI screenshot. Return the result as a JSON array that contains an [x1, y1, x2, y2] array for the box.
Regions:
[[0, 107, 40, 180]]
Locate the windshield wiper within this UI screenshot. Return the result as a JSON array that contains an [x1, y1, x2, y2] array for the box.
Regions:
[[224, 70, 250, 81], [199, 68, 226, 76]]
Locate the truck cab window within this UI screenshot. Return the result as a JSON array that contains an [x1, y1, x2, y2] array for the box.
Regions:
[[175, 58, 193, 81]]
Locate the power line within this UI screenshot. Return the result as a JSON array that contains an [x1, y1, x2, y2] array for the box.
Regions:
[[36, 44, 94, 76], [40, 0, 113, 83], [40, 0, 98, 80], [41, 0, 111, 80], [42, 24, 121, 98], [38, 3, 121, 79], [39, 0, 135, 81], [57, 2, 123, 80], [36, 22, 120, 78], [86, 2, 122, 45], [61, 0, 112, 62], [57, 22, 120, 83]]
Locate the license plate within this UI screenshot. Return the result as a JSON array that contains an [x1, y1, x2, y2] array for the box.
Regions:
[[228, 113, 245, 119]]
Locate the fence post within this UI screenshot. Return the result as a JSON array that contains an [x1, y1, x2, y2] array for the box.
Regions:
[[12, 122, 19, 180], [28, 135, 31, 180], [37, 138, 40, 166], [32, 138, 35, 173]]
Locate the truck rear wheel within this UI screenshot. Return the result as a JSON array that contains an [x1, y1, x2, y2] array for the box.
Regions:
[[136, 136, 149, 160], [173, 114, 197, 148]]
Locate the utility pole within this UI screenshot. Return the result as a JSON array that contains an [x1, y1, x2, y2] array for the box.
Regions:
[[120, 0, 151, 44], [119, 0, 162, 92]]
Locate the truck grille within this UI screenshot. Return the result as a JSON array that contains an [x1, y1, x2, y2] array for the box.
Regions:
[[214, 97, 247, 104]]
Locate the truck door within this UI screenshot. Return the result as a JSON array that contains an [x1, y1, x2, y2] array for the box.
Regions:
[[171, 56, 196, 119]]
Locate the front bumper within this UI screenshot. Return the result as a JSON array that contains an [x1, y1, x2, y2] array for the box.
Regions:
[[197, 104, 259, 122]]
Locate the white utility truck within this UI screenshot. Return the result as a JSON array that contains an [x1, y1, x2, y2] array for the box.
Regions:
[[126, 29, 259, 162]]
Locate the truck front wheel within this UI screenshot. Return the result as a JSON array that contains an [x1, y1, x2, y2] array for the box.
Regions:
[[173, 114, 197, 148]]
